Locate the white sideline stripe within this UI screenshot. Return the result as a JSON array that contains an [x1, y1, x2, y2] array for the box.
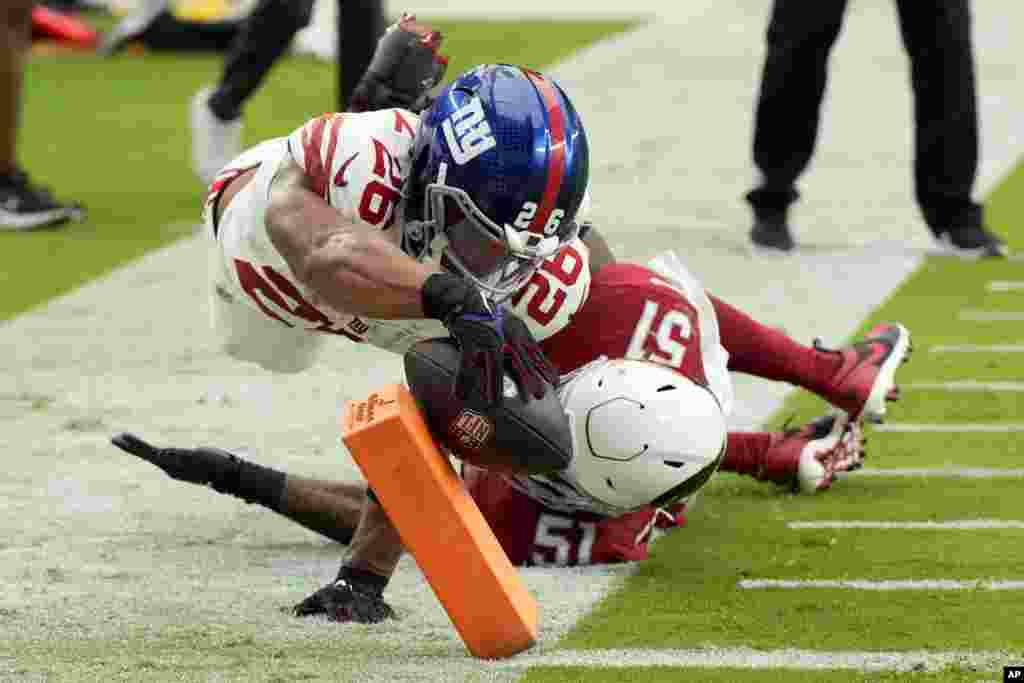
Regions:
[[494, 647, 1016, 673], [905, 381, 1024, 391], [850, 467, 1024, 478], [959, 310, 1024, 321], [738, 579, 1024, 590], [930, 344, 1024, 353], [788, 520, 1024, 530], [987, 280, 1024, 292], [873, 423, 1024, 433]]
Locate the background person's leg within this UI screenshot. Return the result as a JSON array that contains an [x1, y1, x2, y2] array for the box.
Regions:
[[746, 0, 848, 250], [895, 0, 1006, 257]]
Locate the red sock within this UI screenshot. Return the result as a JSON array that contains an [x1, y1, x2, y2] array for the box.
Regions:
[[709, 294, 842, 398], [721, 432, 773, 478]]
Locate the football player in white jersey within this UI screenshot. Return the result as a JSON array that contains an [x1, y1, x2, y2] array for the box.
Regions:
[[115, 17, 910, 625], [205, 25, 597, 403]]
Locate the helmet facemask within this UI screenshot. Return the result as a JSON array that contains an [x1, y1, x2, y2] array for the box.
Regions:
[[421, 181, 578, 303]]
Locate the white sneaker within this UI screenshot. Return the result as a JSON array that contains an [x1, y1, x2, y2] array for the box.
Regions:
[[191, 86, 242, 186], [97, 0, 170, 56]]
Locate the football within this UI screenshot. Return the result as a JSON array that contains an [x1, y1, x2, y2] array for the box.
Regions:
[[403, 338, 573, 475]]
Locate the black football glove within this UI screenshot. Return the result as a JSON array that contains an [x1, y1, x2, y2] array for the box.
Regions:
[[422, 273, 558, 406], [292, 571, 395, 624], [111, 432, 241, 491], [347, 13, 448, 114]]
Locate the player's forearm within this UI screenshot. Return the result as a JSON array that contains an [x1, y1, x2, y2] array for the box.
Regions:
[[267, 176, 440, 319], [299, 232, 439, 318]]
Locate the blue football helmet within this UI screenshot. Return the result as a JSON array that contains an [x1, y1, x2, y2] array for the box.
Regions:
[[404, 64, 590, 301]]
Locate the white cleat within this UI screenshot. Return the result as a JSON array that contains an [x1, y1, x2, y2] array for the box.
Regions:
[[761, 414, 866, 494], [191, 86, 242, 187]]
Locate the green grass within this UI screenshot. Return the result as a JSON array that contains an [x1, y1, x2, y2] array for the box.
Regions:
[[520, 667, 999, 683], [559, 475, 1024, 652], [553, 164, 1024, 676], [0, 626, 419, 682], [521, 667, 1003, 683], [3, 17, 634, 321]]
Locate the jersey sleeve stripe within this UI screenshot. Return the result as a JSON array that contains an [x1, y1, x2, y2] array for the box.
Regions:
[[300, 115, 342, 201]]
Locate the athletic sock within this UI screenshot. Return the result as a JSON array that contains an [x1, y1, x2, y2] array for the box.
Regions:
[[720, 432, 773, 478], [337, 564, 389, 594], [709, 294, 843, 397]]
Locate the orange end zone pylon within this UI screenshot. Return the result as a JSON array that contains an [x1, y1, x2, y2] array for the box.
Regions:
[[341, 384, 538, 659]]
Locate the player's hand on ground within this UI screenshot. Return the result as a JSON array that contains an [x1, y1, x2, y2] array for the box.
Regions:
[[110, 432, 239, 489], [347, 13, 448, 113], [292, 579, 395, 624]]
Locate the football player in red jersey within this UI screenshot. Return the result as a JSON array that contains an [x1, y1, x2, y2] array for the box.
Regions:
[[113, 246, 904, 622]]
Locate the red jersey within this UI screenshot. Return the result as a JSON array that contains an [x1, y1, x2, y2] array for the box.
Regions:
[[464, 256, 731, 565], [463, 464, 684, 567]]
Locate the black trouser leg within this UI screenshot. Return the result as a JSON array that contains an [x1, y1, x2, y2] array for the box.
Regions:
[[207, 0, 315, 121], [895, 0, 982, 233], [746, 0, 848, 219], [137, 12, 240, 52], [337, 0, 386, 111]]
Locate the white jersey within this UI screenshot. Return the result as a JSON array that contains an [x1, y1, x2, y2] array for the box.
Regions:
[[206, 109, 590, 358]]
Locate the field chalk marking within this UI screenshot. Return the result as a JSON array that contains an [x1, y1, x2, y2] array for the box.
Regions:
[[958, 311, 1024, 322], [492, 647, 1016, 674], [930, 344, 1024, 353], [738, 579, 1024, 590], [905, 381, 1024, 391], [788, 520, 1024, 530], [987, 281, 1024, 292], [873, 423, 1024, 433], [849, 468, 1024, 478]]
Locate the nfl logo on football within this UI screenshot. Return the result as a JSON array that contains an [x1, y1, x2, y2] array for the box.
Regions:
[[451, 410, 493, 451]]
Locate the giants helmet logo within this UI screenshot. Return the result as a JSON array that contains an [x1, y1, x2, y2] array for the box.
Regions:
[[442, 97, 496, 165], [449, 409, 494, 451]]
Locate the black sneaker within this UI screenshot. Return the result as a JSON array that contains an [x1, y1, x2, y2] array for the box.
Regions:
[[750, 216, 795, 252], [0, 170, 84, 231], [936, 225, 1008, 259]]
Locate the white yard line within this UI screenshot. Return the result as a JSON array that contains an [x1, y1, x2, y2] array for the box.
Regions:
[[905, 381, 1024, 391], [738, 579, 1024, 590], [872, 424, 1024, 433], [849, 468, 1024, 478], [488, 647, 1017, 674], [958, 311, 1024, 322], [788, 520, 1024, 530], [930, 344, 1024, 353], [987, 281, 1024, 292]]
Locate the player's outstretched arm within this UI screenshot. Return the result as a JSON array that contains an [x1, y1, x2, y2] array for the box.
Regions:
[[266, 157, 440, 319]]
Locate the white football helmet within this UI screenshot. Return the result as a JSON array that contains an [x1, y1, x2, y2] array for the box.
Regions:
[[559, 358, 727, 512]]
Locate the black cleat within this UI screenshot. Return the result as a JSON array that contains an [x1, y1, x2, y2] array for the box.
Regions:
[[0, 170, 84, 231], [750, 216, 795, 252], [936, 225, 1009, 259], [292, 579, 395, 624]]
